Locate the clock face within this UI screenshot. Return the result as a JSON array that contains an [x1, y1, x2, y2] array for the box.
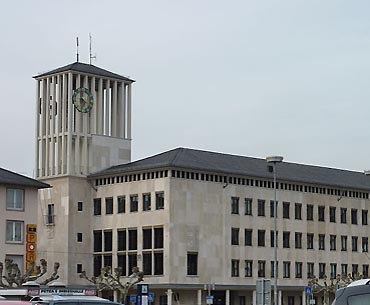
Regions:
[[72, 87, 94, 113]]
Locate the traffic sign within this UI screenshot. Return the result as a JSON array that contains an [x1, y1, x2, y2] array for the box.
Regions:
[[130, 295, 137, 303], [148, 293, 155, 303], [206, 295, 214, 305], [305, 286, 313, 295], [27, 242, 36, 252]]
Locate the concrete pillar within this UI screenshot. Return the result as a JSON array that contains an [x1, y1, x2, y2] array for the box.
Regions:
[[91, 76, 96, 134], [127, 83, 132, 139], [197, 289, 202, 305], [67, 72, 73, 175], [302, 290, 306, 305], [167, 289, 173, 305], [226, 290, 230, 305], [105, 79, 110, 135], [45, 77, 50, 176], [61, 73, 67, 174], [112, 80, 118, 137], [83, 75, 88, 174], [278, 290, 282, 305], [50, 75, 56, 176], [252, 290, 256, 305], [97, 78, 103, 134], [123, 83, 127, 138]]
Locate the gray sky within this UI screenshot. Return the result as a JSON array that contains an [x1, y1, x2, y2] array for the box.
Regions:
[[1, 0, 370, 176]]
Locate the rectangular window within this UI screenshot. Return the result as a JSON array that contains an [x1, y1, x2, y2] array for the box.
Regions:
[[128, 229, 138, 250], [128, 253, 138, 274], [77, 201, 83, 211], [352, 264, 358, 277], [295, 232, 302, 249], [104, 255, 112, 268], [307, 204, 313, 221], [258, 230, 265, 247], [77, 232, 83, 242], [318, 206, 325, 222], [118, 196, 125, 213], [329, 207, 336, 223], [319, 263, 326, 279], [231, 260, 240, 277], [295, 262, 302, 278], [143, 228, 152, 249], [318, 234, 325, 250], [258, 200, 265, 216], [6, 188, 24, 210], [351, 209, 358, 225], [105, 197, 113, 214], [245, 198, 252, 215], [130, 195, 138, 212], [270, 200, 276, 218], [330, 235, 336, 251], [307, 233, 314, 250], [341, 236, 347, 251], [155, 192, 165, 210], [362, 237, 369, 252], [283, 261, 291, 278], [271, 261, 278, 278], [93, 255, 102, 276], [46, 203, 55, 224], [104, 231, 112, 252], [283, 232, 290, 248], [307, 262, 314, 279], [118, 254, 127, 276], [231, 228, 239, 245], [363, 265, 369, 278], [231, 197, 239, 214], [257, 260, 265, 277], [94, 198, 102, 216], [143, 193, 151, 211], [154, 252, 164, 275], [245, 260, 253, 277], [340, 208, 347, 223], [245, 229, 252, 246], [352, 236, 358, 252], [187, 252, 198, 275], [341, 264, 348, 276], [93, 230, 102, 252], [362, 210, 368, 225], [270, 231, 278, 247], [154, 227, 164, 248], [330, 263, 337, 279], [6, 220, 24, 243], [117, 230, 126, 251], [77, 263, 83, 273], [283, 202, 290, 219], [295, 203, 302, 220], [143, 253, 152, 275]]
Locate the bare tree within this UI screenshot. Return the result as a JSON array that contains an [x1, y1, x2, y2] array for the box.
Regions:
[[0, 258, 60, 288], [80, 266, 144, 304]]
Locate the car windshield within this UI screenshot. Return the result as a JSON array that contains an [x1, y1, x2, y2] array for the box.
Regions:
[[348, 293, 370, 305]]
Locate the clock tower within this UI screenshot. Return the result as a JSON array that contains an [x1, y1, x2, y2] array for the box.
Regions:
[[34, 62, 134, 284]]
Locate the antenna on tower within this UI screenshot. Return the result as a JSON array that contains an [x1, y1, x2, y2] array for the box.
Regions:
[[76, 37, 80, 62], [89, 33, 96, 65]]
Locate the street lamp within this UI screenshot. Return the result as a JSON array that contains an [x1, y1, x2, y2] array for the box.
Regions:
[[266, 156, 283, 305]]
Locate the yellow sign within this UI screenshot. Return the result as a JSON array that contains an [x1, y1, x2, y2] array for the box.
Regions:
[[27, 224, 37, 233]]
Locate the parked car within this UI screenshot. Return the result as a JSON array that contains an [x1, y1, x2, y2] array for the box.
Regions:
[[332, 278, 370, 304]]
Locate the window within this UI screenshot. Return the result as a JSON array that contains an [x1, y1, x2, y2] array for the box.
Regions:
[[283, 202, 290, 219], [352, 236, 358, 252], [330, 263, 337, 279], [94, 198, 102, 216], [295, 203, 302, 220], [352, 264, 358, 277], [295, 262, 302, 278], [105, 197, 113, 214], [154, 252, 164, 275], [128, 229, 138, 250], [93, 255, 102, 276], [318, 206, 325, 222], [363, 237, 369, 252], [104, 231, 112, 251], [283, 232, 290, 248], [231, 197, 239, 214], [155, 192, 164, 210], [128, 253, 137, 274], [130, 195, 138, 212], [143, 253, 152, 275], [6, 220, 23, 243], [77, 264, 83, 273], [270, 200, 276, 218], [341, 236, 347, 251], [307, 233, 314, 250], [245, 260, 253, 277], [154, 227, 164, 248], [270, 231, 278, 247], [118, 196, 125, 213], [258, 200, 265, 216], [319, 263, 326, 279], [118, 254, 127, 276], [77, 233, 83, 242], [288, 296, 295, 305], [93, 230, 102, 252], [341, 264, 348, 276], [231, 228, 239, 245], [351, 209, 358, 225], [283, 261, 291, 278], [77, 201, 83, 211], [245, 229, 252, 246], [187, 252, 198, 275], [143, 228, 152, 249], [363, 265, 369, 278], [245, 198, 252, 215], [143, 194, 151, 211], [330, 235, 336, 251], [258, 230, 265, 247], [307, 204, 313, 221], [362, 210, 368, 225], [117, 230, 126, 251], [340, 208, 347, 223], [6, 188, 24, 210], [318, 234, 325, 250], [307, 262, 314, 278], [329, 207, 336, 223], [46, 203, 55, 225], [295, 232, 302, 249], [231, 260, 240, 277], [257, 260, 265, 277], [271, 261, 278, 278]]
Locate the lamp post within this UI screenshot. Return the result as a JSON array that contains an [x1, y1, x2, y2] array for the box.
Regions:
[[266, 156, 283, 305]]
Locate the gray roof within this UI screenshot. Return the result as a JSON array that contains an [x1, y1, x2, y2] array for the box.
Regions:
[[0, 168, 50, 188], [89, 147, 370, 191], [33, 62, 134, 82]]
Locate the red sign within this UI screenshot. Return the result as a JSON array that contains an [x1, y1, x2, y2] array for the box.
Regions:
[[27, 242, 36, 252]]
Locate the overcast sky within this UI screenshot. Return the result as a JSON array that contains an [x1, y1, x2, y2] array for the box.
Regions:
[[1, 0, 370, 177]]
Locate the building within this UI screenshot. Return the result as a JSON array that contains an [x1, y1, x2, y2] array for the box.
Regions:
[[0, 168, 49, 272], [33, 61, 370, 305]]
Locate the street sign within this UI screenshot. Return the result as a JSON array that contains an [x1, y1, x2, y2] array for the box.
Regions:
[[148, 293, 155, 303], [305, 286, 313, 295], [309, 299, 315, 304], [206, 295, 214, 305], [137, 284, 149, 295], [130, 295, 137, 303]]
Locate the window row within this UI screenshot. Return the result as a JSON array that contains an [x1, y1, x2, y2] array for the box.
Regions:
[[231, 198, 368, 225], [95, 170, 169, 186], [231, 260, 369, 279], [232, 228, 369, 252], [93, 227, 164, 252], [93, 192, 164, 215]]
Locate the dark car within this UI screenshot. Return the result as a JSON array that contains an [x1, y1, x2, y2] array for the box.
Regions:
[[332, 279, 370, 304]]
